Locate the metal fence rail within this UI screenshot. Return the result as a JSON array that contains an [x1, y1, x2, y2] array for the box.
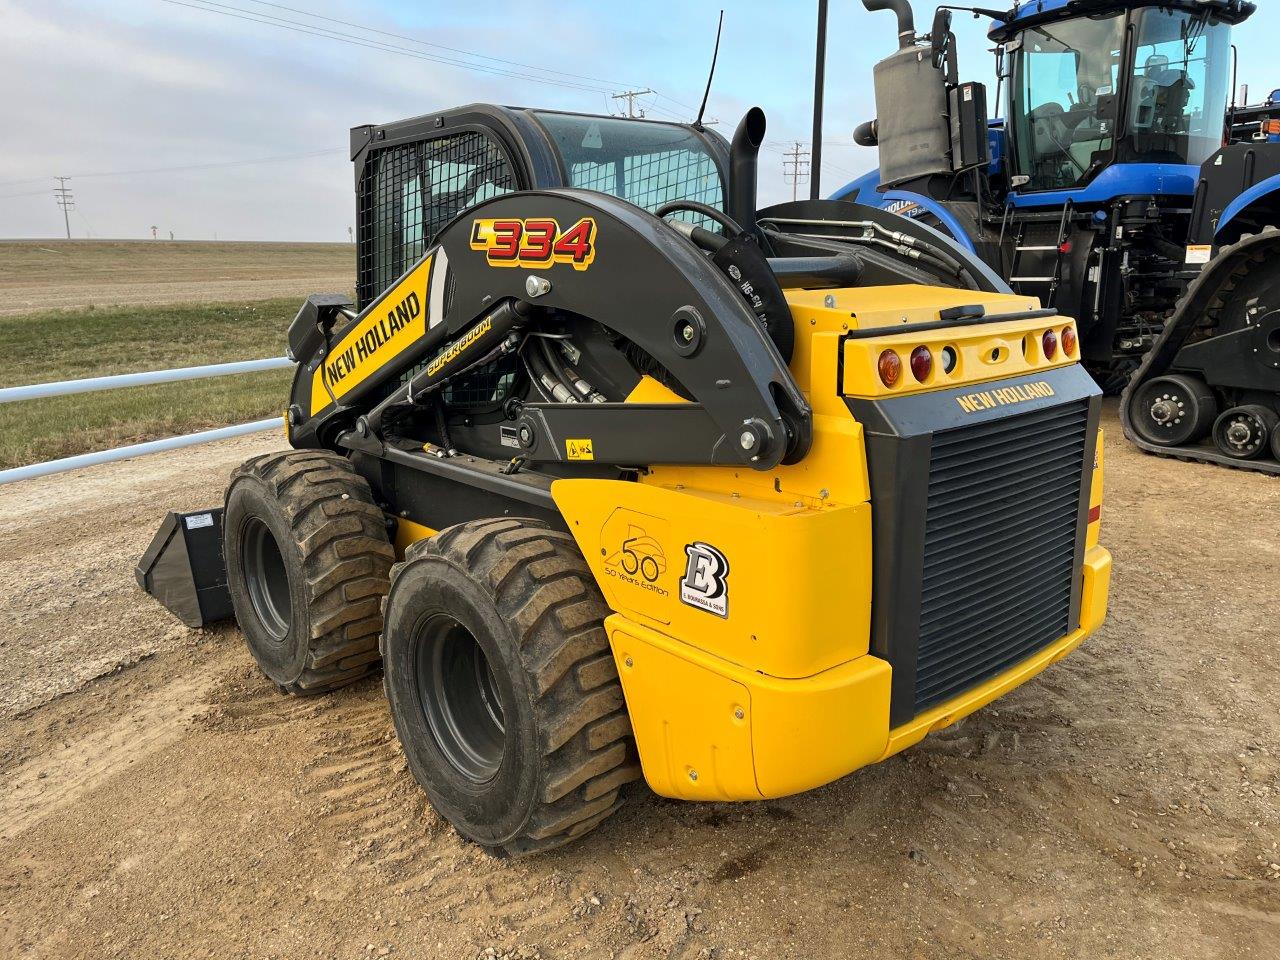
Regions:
[[0, 356, 294, 486], [0, 356, 293, 404]]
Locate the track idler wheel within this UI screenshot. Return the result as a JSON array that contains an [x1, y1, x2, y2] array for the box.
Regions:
[[1129, 375, 1218, 447], [1272, 421, 1280, 463], [1212, 405, 1280, 460]]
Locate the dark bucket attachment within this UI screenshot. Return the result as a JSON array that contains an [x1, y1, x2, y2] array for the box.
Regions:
[[136, 508, 234, 628]]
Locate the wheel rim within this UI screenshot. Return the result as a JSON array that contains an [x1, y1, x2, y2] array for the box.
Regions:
[[241, 517, 291, 641], [1214, 408, 1270, 459], [414, 614, 506, 783], [1132, 377, 1208, 447]]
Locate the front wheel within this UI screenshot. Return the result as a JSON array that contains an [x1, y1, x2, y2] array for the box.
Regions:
[[224, 450, 393, 694], [381, 518, 640, 856]]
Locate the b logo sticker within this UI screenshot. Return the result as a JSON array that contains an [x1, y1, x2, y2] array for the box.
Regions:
[[680, 542, 730, 618]]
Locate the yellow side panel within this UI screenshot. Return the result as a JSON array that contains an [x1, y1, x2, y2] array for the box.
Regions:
[[392, 517, 437, 559], [310, 254, 434, 415], [609, 616, 892, 800], [1087, 430, 1105, 549], [611, 620, 758, 801], [552, 478, 873, 678]]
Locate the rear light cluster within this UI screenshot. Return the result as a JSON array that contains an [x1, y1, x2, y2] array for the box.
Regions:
[[876, 325, 1079, 389]]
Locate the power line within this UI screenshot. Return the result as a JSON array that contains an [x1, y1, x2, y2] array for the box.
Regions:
[[155, 0, 712, 124], [0, 148, 343, 190], [156, 0, 618, 95], [53, 177, 74, 240], [237, 0, 644, 90]]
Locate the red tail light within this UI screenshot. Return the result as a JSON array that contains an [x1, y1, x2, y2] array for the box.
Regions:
[[909, 345, 933, 382], [1061, 325, 1077, 356], [1042, 329, 1058, 360], [878, 349, 902, 387]]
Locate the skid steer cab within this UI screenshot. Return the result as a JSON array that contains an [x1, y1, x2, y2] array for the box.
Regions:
[[139, 103, 1110, 856]]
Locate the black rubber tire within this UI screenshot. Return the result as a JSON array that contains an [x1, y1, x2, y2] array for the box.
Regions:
[[1212, 405, 1280, 460], [224, 449, 393, 694], [1272, 421, 1280, 463], [381, 517, 640, 857], [1129, 374, 1218, 447]]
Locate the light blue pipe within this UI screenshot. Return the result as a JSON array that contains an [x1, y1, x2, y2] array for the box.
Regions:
[[0, 417, 283, 486], [0, 356, 293, 404]]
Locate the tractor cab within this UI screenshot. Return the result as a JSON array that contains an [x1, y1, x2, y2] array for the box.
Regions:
[[839, 0, 1256, 387], [992, 1, 1244, 196]]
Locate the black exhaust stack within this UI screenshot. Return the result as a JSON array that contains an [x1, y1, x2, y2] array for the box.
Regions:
[[728, 107, 766, 235], [863, 0, 917, 48]]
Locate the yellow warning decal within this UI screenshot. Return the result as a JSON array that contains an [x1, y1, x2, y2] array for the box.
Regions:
[[566, 438, 595, 461], [311, 255, 433, 414]]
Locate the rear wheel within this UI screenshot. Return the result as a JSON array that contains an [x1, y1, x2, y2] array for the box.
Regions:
[[224, 449, 393, 693], [381, 518, 640, 856], [1212, 405, 1279, 460], [1129, 374, 1218, 447]]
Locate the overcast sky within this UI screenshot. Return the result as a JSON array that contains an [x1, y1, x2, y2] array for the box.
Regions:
[[2, 0, 1276, 242]]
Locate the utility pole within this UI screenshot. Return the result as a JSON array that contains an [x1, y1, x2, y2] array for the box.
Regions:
[[782, 142, 811, 202], [811, 0, 829, 200], [53, 177, 74, 240], [611, 88, 654, 118]]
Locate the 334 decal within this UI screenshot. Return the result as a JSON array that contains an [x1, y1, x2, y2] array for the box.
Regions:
[[469, 216, 597, 271]]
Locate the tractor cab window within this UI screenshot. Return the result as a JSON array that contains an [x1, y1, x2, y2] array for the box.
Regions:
[[533, 112, 725, 228], [1118, 10, 1231, 167], [360, 132, 515, 307], [1009, 13, 1126, 192]]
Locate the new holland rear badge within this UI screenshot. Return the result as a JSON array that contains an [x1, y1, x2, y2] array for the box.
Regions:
[[680, 542, 730, 618]]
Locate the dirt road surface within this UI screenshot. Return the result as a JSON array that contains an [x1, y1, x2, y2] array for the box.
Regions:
[[1, 407, 1277, 960], [0, 240, 352, 315]]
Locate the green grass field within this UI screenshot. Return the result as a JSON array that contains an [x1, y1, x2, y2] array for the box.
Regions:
[[0, 299, 303, 469]]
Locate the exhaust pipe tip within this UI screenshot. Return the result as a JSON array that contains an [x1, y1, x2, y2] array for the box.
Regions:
[[729, 107, 767, 235], [861, 0, 917, 48]]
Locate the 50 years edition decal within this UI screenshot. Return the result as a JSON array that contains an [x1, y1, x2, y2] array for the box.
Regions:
[[470, 217, 597, 270]]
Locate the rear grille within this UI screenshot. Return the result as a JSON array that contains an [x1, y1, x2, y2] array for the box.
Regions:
[[913, 400, 1089, 713]]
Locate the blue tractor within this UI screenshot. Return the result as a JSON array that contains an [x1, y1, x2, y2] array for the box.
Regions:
[[836, 0, 1280, 473]]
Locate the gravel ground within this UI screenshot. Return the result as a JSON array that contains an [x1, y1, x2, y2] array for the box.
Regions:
[[0, 406, 1277, 959]]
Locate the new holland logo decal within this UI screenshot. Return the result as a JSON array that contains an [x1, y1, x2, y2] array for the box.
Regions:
[[310, 254, 435, 414], [955, 380, 1055, 414]]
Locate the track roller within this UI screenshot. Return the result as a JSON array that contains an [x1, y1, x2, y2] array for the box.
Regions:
[[1128, 374, 1218, 448], [1212, 405, 1279, 460]]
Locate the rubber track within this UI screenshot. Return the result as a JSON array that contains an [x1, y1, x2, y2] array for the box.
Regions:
[[1119, 227, 1280, 476], [230, 449, 394, 693], [391, 517, 640, 856]]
